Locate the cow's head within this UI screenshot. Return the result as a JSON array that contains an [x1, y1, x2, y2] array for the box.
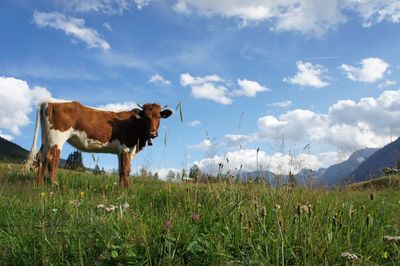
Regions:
[[137, 103, 173, 145]]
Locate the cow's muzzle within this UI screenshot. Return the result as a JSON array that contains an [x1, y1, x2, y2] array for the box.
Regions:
[[147, 132, 158, 146]]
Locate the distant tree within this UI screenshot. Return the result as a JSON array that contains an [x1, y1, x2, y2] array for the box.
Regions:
[[189, 164, 201, 181], [167, 170, 176, 181], [65, 151, 84, 171]]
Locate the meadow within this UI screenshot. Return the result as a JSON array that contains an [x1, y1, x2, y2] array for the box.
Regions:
[[0, 163, 399, 265]]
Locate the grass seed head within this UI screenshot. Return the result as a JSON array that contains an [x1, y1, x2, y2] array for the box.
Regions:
[[164, 220, 172, 232]]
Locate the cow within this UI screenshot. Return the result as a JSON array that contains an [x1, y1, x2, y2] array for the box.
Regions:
[[23, 99, 173, 187]]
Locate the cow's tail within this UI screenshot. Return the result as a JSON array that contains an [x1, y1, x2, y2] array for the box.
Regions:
[[23, 103, 42, 171]]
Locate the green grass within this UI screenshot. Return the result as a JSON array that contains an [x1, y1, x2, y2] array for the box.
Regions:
[[0, 163, 400, 265]]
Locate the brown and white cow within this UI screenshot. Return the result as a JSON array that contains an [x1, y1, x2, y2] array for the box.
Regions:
[[24, 99, 173, 187]]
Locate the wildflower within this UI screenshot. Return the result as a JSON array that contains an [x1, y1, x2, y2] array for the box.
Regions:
[[97, 204, 105, 209], [49, 191, 54, 197], [52, 208, 58, 212], [80, 191, 85, 199], [122, 202, 129, 210], [274, 204, 281, 210], [164, 220, 172, 231], [69, 200, 80, 207], [40, 192, 45, 198], [191, 213, 200, 222], [340, 252, 358, 260], [105, 205, 116, 212], [383, 235, 400, 243]]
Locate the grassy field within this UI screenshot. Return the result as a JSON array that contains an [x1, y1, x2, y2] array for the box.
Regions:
[[0, 163, 399, 265]]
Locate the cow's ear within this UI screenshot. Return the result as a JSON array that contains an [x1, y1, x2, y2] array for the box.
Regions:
[[161, 108, 173, 119]]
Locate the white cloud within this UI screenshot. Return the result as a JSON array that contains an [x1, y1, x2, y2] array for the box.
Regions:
[[0, 131, 13, 141], [148, 74, 171, 86], [103, 22, 112, 31], [194, 149, 324, 175], [180, 73, 268, 104], [172, 1, 400, 36], [346, 0, 400, 27], [135, 0, 151, 10], [180, 73, 231, 105], [284, 61, 330, 88], [0, 77, 51, 136], [257, 90, 400, 152], [189, 139, 214, 152], [180, 73, 224, 86], [62, 0, 149, 14], [154, 168, 181, 181], [233, 79, 269, 97], [188, 120, 201, 127], [33, 11, 110, 51], [378, 80, 397, 89], [173, 0, 345, 36], [340, 57, 389, 82], [191, 83, 233, 105], [270, 100, 292, 108], [99, 102, 139, 111]]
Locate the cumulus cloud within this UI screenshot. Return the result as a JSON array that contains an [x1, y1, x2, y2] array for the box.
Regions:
[[188, 120, 201, 127], [180, 73, 268, 104], [33, 11, 110, 51], [340, 57, 389, 82], [284, 61, 330, 88], [233, 79, 269, 97], [189, 139, 214, 152], [270, 100, 292, 108], [257, 90, 400, 152], [0, 77, 51, 136], [194, 149, 324, 175], [154, 168, 181, 181], [99, 102, 139, 111], [148, 74, 171, 86]]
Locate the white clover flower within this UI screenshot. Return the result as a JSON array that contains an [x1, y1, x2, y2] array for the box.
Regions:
[[340, 252, 358, 260], [105, 205, 116, 212], [52, 208, 58, 212], [122, 202, 129, 210], [97, 204, 105, 209]]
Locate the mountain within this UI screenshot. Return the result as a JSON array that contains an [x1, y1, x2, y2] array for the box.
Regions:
[[0, 136, 66, 167], [318, 148, 379, 187], [295, 168, 325, 187], [346, 137, 400, 183], [0, 136, 29, 162]]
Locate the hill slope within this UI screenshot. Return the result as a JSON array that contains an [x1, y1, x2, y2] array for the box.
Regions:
[[318, 148, 379, 187], [347, 137, 400, 183], [0, 137, 29, 162]]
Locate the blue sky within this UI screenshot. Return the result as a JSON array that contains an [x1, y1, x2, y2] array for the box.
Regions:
[[1, 0, 400, 178]]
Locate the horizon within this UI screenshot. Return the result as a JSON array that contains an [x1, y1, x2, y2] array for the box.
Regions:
[[1, 0, 400, 179]]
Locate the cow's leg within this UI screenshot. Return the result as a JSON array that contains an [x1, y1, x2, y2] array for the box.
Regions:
[[47, 145, 61, 184], [119, 152, 131, 187], [37, 146, 47, 185]]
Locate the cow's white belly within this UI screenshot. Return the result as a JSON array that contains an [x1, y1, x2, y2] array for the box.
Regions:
[[48, 128, 132, 154]]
